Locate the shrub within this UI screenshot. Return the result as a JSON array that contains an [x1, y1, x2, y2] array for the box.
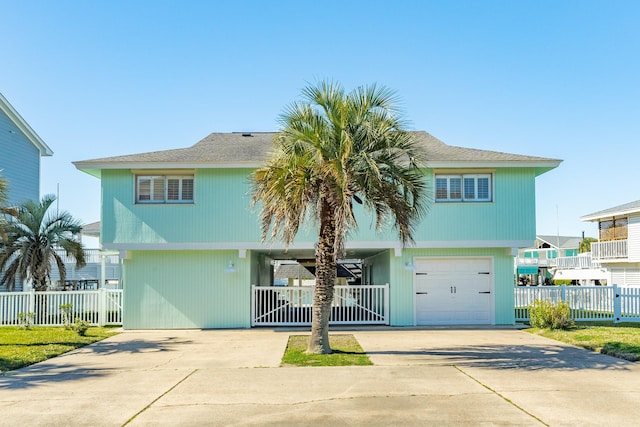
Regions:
[[529, 299, 575, 330], [73, 318, 89, 336], [18, 312, 34, 329], [59, 303, 73, 330]]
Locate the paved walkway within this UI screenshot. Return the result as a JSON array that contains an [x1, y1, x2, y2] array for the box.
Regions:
[[1, 327, 640, 426]]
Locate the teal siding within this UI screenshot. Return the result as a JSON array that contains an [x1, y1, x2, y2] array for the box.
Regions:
[[102, 167, 537, 245], [0, 108, 40, 205], [364, 250, 391, 286], [389, 248, 515, 326], [123, 250, 250, 329], [406, 168, 536, 242], [102, 169, 261, 244]]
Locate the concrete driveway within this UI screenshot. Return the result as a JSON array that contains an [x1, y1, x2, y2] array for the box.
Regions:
[[1, 327, 639, 426]]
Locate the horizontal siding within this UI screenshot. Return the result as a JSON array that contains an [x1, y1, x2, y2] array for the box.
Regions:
[[123, 250, 250, 329], [102, 167, 538, 246], [610, 266, 640, 287], [628, 215, 640, 262], [0, 108, 40, 205]]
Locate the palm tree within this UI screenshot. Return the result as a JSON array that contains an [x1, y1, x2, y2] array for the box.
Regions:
[[252, 81, 427, 354], [0, 194, 86, 293]]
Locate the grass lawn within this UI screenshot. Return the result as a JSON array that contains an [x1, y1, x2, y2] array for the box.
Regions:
[[0, 326, 119, 373], [527, 321, 640, 361], [281, 334, 373, 367]]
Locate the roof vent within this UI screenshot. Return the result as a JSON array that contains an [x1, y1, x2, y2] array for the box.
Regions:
[[241, 132, 252, 137]]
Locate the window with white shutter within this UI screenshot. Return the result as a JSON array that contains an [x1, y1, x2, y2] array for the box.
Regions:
[[136, 175, 195, 204]]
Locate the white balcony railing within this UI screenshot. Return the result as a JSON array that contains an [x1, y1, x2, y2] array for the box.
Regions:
[[592, 240, 628, 261], [556, 253, 599, 269]]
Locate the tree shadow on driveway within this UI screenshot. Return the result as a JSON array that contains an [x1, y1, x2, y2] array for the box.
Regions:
[[366, 343, 634, 371], [0, 337, 193, 390]]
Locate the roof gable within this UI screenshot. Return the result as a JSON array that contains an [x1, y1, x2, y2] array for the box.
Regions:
[[0, 92, 53, 156]]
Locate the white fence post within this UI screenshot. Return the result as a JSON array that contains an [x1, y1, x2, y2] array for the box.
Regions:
[[250, 285, 255, 327], [28, 290, 35, 317], [98, 287, 105, 326], [384, 283, 390, 325], [613, 284, 621, 323]]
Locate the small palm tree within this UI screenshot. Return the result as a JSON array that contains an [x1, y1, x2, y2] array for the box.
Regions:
[[252, 81, 428, 354], [0, 194, 86, 292]]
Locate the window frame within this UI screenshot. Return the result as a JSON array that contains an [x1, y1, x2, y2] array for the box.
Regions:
[[435, 173, 493, 203], [135, 174, 195, 204]]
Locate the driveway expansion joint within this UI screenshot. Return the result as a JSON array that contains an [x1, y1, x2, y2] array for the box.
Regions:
[[453, 365, 548, 426], [122, 368, 199, 426]]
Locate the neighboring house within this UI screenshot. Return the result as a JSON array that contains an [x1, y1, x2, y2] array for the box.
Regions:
[[0, 92, 53, 206], [73, 131, 561, 329], [0, 92, 53, 292], [516, 235, 583, 285], [579, 200, 640, 287]]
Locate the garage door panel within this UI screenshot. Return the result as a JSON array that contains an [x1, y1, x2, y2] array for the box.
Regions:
[[415, 258, 492, 325]]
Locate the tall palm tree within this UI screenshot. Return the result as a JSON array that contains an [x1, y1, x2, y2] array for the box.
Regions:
[[252, 81, 428, 354], [0, 194, 86, 292]]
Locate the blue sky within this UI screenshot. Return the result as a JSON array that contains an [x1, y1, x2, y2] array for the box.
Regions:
[[2, 0, 639, 241]]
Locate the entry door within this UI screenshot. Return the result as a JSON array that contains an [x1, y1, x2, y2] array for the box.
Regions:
[[415, 258, 492, 325]]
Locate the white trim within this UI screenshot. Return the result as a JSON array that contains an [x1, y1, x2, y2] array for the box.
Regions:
[[582, 209, 640, 222], [102, 239, 533, 252], [0, 92, 53, 156], [426, 160, 561, 169], [74, 161, 263, 171]]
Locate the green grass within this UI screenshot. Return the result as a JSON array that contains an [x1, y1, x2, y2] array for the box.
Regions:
[[281, 334, 373, 367], [0, 326, 119, 372], [527, 321, 640, 361]]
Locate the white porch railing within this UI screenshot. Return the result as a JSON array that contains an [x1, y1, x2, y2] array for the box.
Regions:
[[0, 289, 123, 327], [515, 284, 640, 323], [555, 253, 599, 269], [251, 284, 389, 326], [592, 240, 628, 261]]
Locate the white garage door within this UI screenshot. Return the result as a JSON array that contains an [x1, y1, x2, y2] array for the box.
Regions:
[[414, 258, 493, 325]]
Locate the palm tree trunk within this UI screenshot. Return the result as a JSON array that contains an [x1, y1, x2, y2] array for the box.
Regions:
[[307, 198, 337, 354]]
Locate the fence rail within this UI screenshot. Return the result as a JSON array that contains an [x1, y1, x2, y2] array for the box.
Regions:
[[251, 284, 389, 326], [0, 289, 123, 327], [515, 285, 640, 323]]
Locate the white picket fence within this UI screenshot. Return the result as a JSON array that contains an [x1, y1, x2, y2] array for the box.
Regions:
[[0, 289, 123, 327], [515, 285, 640, 323], [252, 284, 389, 326]]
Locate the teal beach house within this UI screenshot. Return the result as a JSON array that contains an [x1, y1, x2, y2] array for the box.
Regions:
[[74, 131, 561, 329]]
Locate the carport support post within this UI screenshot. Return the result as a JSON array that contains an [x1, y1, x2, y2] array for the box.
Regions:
[[613, 284, 621, 323]]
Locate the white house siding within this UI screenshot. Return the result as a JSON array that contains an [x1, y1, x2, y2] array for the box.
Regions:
[[610, 266, 640, 287], [628, 215, 640, 263]]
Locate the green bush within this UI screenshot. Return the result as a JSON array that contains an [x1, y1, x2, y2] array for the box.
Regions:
[[59, 303, 73, 329], [73, 318, 90, 336], [18, 312, 34, 330], [529, 299, 575, 330]]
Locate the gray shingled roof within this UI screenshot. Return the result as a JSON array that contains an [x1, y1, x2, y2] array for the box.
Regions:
[[581, 200, 640, 222], [536, 235, 583, 249], [274, 264, 315, 279], [74, 131, 561, 174]]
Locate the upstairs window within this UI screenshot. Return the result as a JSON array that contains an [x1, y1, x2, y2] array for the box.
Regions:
[[435, 174, 492, 202], [136, 175, 194, 204]]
